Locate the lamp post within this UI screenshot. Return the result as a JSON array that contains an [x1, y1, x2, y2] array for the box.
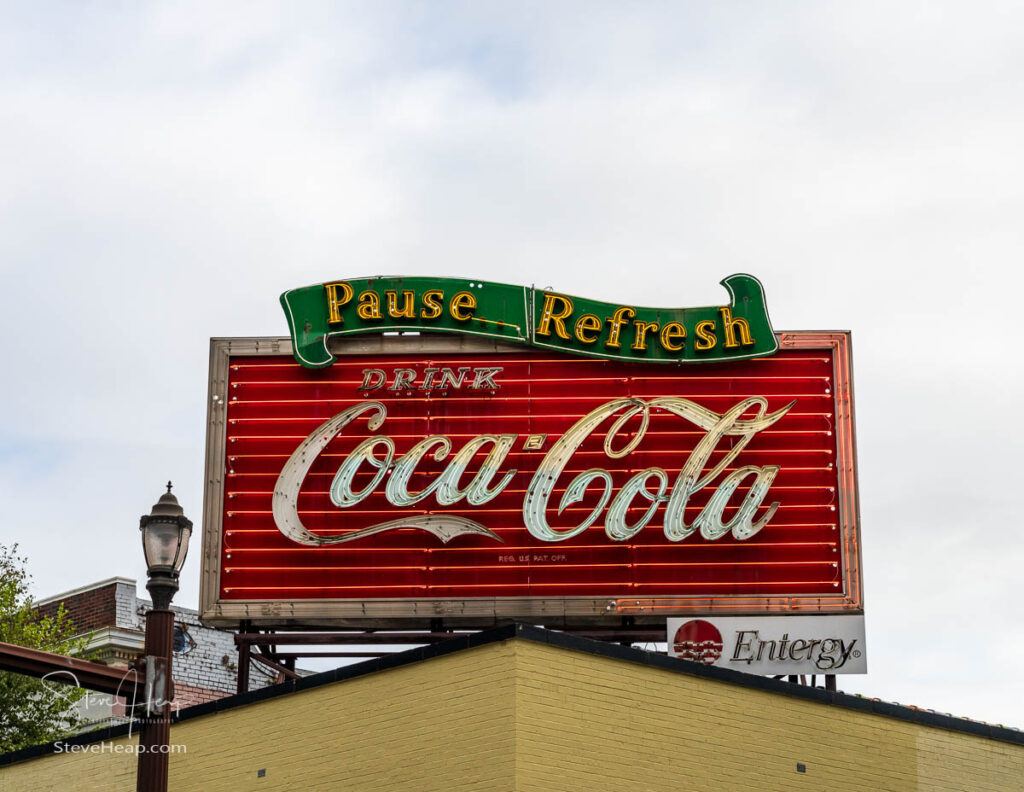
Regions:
[[136, 482, 192, 792]]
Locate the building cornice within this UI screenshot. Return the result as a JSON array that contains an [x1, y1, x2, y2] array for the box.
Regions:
[[34, 578, 137, 608], [78, 627, 145, 666]]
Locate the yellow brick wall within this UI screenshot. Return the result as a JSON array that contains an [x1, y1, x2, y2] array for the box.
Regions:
[[512, 641, 1024, 791], [0, 741, 137, 791], [2, 639, 1021, 792], [0, 643, 517, 792]]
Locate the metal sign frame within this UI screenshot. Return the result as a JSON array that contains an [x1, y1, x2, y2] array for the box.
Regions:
[[199, 332, 862, 630]]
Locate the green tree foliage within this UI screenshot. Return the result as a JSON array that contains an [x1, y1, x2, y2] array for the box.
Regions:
[[0, 543, 91, 753]]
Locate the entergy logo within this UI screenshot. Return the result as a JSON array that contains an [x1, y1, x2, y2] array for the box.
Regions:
[[671, 620, 724, 665]]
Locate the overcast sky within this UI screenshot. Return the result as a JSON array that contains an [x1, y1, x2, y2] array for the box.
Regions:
[[1, 2, 1022, 728]]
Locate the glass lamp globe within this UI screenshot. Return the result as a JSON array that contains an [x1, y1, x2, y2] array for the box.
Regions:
[[140, 482, 193, 577]]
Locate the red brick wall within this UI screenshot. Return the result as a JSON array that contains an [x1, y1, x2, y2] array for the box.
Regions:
[[35, 583, 117, 633], [173, 681, 229, 709], [104, 682, 227, 718]]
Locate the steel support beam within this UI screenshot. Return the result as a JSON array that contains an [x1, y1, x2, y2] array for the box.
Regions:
[[232, 630, 665, 646], [0, 640, 143, 698], [249, 649, 299, 681]]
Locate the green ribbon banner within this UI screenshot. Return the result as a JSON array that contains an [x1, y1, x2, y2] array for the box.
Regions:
[[280, 274, 777, 368]]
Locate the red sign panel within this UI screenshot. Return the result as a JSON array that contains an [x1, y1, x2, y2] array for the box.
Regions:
[[199, 333, 861, 627]]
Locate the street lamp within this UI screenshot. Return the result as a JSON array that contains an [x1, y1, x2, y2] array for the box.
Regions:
[[139, 481, 192, 609], [137, 482, 192, 792]]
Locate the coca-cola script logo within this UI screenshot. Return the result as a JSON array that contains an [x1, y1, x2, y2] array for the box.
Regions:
[[672, 620, 724, 664], [271, 395, 793, 547]]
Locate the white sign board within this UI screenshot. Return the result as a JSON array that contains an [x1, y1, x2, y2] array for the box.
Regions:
[[666, 615, 866, 674]]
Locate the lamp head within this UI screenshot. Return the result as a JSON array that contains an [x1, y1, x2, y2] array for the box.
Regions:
[[140, 481, 192, 609]]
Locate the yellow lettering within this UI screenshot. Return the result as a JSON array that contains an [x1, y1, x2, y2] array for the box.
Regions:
[[324, 282, 353, 325], [536, 293, 574, 340], [385, 290, 415, 319], [695, 320, 717, 350], [450, 291, 477, 322], [659, 321, 686, 352], [605, 307, 636, 349], [719, 306, 754, 348], [631, 320, 660, 352], [420, 289, 444, 319], [574, 313, 601, 344], [357, 290, 382, 320]]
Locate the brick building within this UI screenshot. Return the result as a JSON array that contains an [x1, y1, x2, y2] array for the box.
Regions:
[[1, 625, 1022, 790], [33, 578, 279, 731]]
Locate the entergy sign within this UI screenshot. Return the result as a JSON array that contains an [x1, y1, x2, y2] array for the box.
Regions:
[[667, 615, 867, 674]]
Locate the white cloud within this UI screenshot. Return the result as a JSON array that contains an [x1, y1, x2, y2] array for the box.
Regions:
[[1, 0, 1021, 727]]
